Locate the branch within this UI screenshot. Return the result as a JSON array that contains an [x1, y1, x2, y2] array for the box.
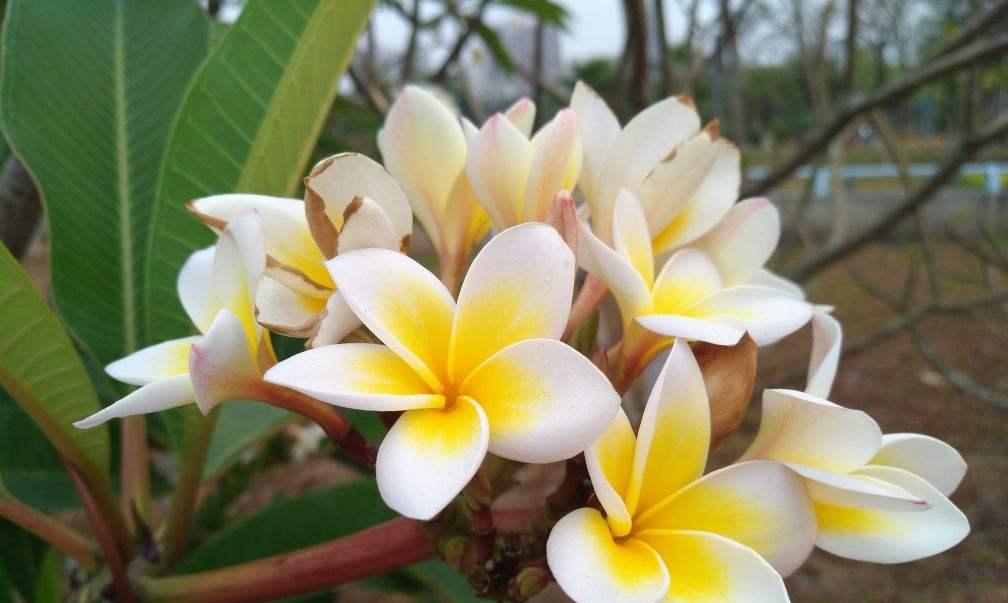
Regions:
[[936, 0, 1008, 57], [139, 518, 434, 603], [909, 325, 1008, 409], [744, 32, 1008, 197], [0, 494, 97, 571], [120, 415, 151, 527], [788, 111, 1008, 282]]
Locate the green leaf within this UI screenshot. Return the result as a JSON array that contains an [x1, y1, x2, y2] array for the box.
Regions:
[[405, 560, 488, 602], [0, 519, 48, 602], [474, 23, 515, 74], [146, 0, 375, 343], [499, 0, 570, 27], [30, 549, 59, 603], [174, 478, 393, 574], [0, 0, 211, 365], [0, 244, 110, 478], [202, 401, 292, 480]]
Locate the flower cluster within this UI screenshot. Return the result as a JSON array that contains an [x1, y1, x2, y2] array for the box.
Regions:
[[76, 83, 968, 602]]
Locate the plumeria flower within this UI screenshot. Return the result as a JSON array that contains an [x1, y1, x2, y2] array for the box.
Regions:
[[378, 86, 491, 290], [742, 391, 968, 562], [189, 153, 412, 347], [570, 81, 737, 249], [464, 102, 582, 229], [75, 212, 267, 428], [547, 340, 817, 603], [265, 223, 620, 520], [577, 188, 811, 384]]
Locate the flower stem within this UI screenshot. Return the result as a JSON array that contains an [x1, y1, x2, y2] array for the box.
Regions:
[[120, 415, 151, 525], [0, 494, 98, 571], [138, 518, 434, 603], [563, 275, 608, 341]]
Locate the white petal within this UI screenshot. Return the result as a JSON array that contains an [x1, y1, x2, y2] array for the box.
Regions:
[[576, 221, 651, 325], [178, 247, 216, 333], [651, 249, 723, 314], [304, 153, 413, 245], [336, 196, 401, 255], [584, 409, 635, 536], [612, 188, 654, 287], [547, 508, 669, 603], [638, 126, 720, 236], [460, 339, 619, 464], [805, 311, 842, 398], [636, 530, 791, 603], [625, 339, 710, 515], [741, 389, 882, 474], [870, 433, 967, 496], [212, 211, 266, 344], [814, 465, 969, 564], [376, 396, 489, 520], [524, 108, 581, 222], [569, 81, 620, 212], [449, 223, 574, 382], [254, 276, 325, 337], [379, 86, 467, 246], [635, 460, 817, 577], [74, 374, 194, 429], [308, 292, 361, 348], [688, 285, 812, 346], [635, 314, 746, 346], [689, 198, 780, 287], [465, 113, 533, 229], [793, 463, 929, 511], [105, 337, 199, 386], [189, 310, 260, 414], [326, 248, 455, 390], [750, 269, 805, 298], [504, 97, 536, 137]]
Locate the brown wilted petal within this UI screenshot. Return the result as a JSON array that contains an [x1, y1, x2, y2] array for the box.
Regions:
[[692, 334, 757, 448]]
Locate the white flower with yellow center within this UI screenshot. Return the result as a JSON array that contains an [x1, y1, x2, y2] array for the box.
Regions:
[[577, 188, 811, 378], [378, 86, 492, 289], [570, 81, 738, 252], [75, 211, 267, 428], [464, 101, 582, 229], [189, 153, 412, 347], [547, 340, 817, 603], [264, 223, 620, 519]]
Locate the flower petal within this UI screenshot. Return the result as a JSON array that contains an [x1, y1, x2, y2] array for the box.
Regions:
[[336, 196, 401, 255], [689, 198, 780, 287], [376, 396, 489, 520], [190, 194, 331, 288], [596, 96, 701, 242], [814, 465, 969, 563], [870, 433, 967, 496], [73, 374, 194, 429], [378, 86, 466, 247], [466, 113, 533, 229], [741, 389, 882, 474], [460, 339, 619, 464], [612, 189, 654, 287], [688, 286, 812, 346], [450, 223, 574, 382], [576, 220, 652, 324], [751, 269, 805, 298], [307, 292, 361, 348], [635, 460, 817, 577], [326, 248, 455, 390], [524, 108, 581, 222], [625, 339, 710, 516], [635, 314, 746, 346], [212, 211, 266, 347], [504, 97, 536, 137], [264, 343, 442, 411], [649, 135, 741, 253], [793, 463, 928, 511], [304, 154, 412, 254], [805, 311, 842, 398], [178, 247, 216, 333], [105, 337, 199, 386], [189, 310, 260, 414], [254, 276, 326, 337], [636, 530, 790, 602], [651, 249, 723, 314], [585, 409, 636, 537], [547, 507, 669, 603], [638, 125, 720, 237], [569, 81, 621, 211]]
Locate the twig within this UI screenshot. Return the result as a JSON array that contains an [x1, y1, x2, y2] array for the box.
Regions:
[[0, 494, 97, 571], [909, 325, 1008, 409], [936, 0, 1008, 57]]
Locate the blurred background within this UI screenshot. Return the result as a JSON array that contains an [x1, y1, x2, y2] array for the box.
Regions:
[[2, 0, 1006, 601]]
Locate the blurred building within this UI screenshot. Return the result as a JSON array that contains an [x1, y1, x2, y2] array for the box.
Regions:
[[465, 14, 562, 110]]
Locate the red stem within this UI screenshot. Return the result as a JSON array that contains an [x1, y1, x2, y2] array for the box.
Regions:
[[139, 518, 434, 603], [563, 275, 609, 341]]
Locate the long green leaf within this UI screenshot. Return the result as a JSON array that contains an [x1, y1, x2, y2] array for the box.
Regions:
[[0, 245, 109, 478], [146, 0, 374, 343], [145, 0, 374, 462], [0, 0, 211, 365]]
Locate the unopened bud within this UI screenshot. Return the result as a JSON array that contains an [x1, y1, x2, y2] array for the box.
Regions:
[[509, 566, 550, 601], [546, 190, 578, 251], [440, 535, 468, 571]]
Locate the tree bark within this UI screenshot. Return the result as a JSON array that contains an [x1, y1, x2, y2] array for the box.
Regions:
[[0, 156, 42, 259]]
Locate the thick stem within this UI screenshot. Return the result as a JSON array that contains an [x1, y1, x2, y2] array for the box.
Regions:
[[0, 495, 97, 571], [139, 518, 434, 603], [66, 464, 137, 603], [563, 275, 609, 341], [161, 408, 220, 568], [438, 249, 465, 298], [120, 415, 151, 525]]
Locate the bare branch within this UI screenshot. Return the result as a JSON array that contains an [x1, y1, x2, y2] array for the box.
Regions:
[[936, 0, 1008, 57]]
